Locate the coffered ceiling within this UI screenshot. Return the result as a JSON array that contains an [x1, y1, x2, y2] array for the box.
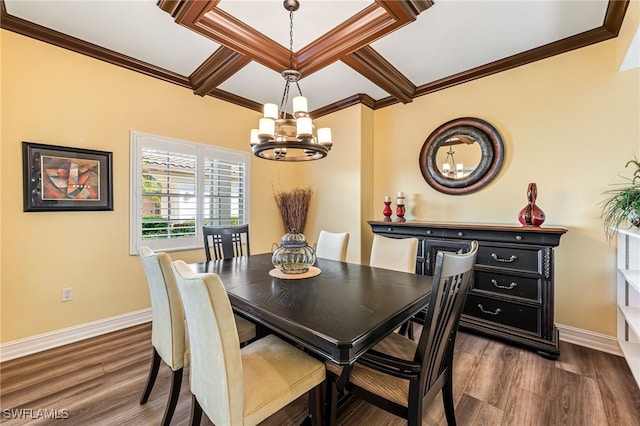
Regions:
[[1, 0, 630, 117]]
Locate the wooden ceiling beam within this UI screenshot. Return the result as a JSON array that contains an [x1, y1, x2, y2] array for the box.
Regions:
[[343, 46, 415, 104], [190, 46, 252, 97]]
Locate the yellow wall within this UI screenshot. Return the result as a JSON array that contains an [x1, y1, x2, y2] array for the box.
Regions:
[[304, 105, 374, 264], [373, 5, 640, 336], [1, 2, 639, 343], [0, 31, 299, 342]]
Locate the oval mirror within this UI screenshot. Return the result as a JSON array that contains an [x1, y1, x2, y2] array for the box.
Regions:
[[419, 117, 505, 195]]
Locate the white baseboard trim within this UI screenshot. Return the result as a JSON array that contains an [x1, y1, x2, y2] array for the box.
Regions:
[[557, 323, 623, 356], [0, 309, 152, 363], [0, 313, 622, 362]]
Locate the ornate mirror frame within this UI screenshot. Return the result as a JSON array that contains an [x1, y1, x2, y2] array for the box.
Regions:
[[419, 117, 505, 195]]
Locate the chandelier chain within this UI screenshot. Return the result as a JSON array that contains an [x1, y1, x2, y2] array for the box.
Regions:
[[289, 9, 294, 70]]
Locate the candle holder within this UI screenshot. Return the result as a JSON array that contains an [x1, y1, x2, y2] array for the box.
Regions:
[[395, 194, 406, 222], [383, 201, 392, 222]]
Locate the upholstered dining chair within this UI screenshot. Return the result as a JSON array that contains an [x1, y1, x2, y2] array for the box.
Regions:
[[369, 234, 419, 273], [315, 230, 350, 262], [202, 224, 250, 261], [325, 241, 478, 426], [170, 260, 326, 426], [138, 247, 256, 426]]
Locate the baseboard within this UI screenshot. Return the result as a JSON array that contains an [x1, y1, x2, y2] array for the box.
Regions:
[[0, 313, 622, 362], [0, 309, 151, 363], [557, 323, 623, 356]]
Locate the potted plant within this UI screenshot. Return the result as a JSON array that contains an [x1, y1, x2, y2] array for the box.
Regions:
[[601, 157, 640, 242]]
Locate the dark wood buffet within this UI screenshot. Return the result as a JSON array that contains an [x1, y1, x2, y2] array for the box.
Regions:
[[369, 221, 567, 359]]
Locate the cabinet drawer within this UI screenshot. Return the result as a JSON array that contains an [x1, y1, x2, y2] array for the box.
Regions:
[[473, 271, 541, 301], [476, 245, 542, 273], [463, 294, 540, 334]]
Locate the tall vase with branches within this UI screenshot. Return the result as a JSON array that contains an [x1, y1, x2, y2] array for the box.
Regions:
[[274, 186, 313, 233]]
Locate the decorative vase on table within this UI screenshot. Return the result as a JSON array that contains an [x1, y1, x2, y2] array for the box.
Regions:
[[518, 182, 546, 226], [272, 230, 317, 274]]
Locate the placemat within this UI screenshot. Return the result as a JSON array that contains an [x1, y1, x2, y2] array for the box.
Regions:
[[268, 266, 321, 280]]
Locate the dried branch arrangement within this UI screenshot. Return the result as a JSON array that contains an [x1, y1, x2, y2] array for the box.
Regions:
[[274, 186, 313, 233]]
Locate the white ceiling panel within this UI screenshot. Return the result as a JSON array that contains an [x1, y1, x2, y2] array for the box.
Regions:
[[218, 0, 371, 48], [5, 0, 221, 76], [372, 0, 609, 83]]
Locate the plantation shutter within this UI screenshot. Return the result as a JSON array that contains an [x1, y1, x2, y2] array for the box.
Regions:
[[203, 156, 247, 227], [130, 131, 250, 254]]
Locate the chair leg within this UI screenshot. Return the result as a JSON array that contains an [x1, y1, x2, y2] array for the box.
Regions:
[[308, 383, 323, 426], [140, 348, 161, 404], [190, 395, 203, 426], [442, 369, 457, 426], [161, 367, 183, 426], [325, 377, 338, 426]]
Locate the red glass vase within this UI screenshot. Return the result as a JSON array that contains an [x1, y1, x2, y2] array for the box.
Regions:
[[518, 183, 545, 226]]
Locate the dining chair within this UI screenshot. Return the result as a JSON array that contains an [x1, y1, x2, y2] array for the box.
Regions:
[[170, 260, 326, 426], [138, 247, 256, 426], [369, 234, 419, 273], [315, 230, 350, 262], [202, 224, 250, 261], [325, 241, 478, 426]]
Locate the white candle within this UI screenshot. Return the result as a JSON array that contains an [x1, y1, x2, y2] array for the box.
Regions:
[[384, 196, 391, 202], [264, 103, 278, 119], [293, 96, 308, 114], [258, 118, 275, 138], [296, 117, 312, 137], [317, 128, 332, 144], [250, 129, 259, 145]]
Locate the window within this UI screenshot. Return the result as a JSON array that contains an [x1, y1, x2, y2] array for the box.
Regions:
[[130, 131, 249, 254]]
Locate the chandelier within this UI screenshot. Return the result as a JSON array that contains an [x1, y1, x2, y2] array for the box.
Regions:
[[442, 146, 465, 178], [249, 0, 332, 161]]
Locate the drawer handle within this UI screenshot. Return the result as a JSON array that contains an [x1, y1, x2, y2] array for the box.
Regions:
[[478, 304, 502, 316], [491, 279, 517, 290], [457, 231, 464, 237], [515, 235, 522, 241], [491, 253, 517, 263]]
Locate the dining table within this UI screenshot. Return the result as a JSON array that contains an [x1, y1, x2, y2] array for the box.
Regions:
[[189, 253, 433, 365]]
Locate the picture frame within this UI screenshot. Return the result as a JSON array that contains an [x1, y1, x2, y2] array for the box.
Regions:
[[22, 142, 113, 212]]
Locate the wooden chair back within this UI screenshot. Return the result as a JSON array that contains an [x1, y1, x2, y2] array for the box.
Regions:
[[203, 224, 250, 261]]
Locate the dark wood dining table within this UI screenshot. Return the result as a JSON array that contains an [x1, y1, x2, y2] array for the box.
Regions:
[[189, 253, 433, 365]]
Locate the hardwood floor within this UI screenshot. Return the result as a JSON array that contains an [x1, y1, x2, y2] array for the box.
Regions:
[[1, 323, 639, 425]]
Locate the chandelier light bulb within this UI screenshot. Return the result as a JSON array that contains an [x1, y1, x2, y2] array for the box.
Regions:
[[293, 96, 308, 115], [258, 118, 275, 138], [296, 117, 313, 137], [264, 103, 278, 119], [317, 128, 332, 144], [250, 129, 260, 146], [443, 163, 451, 173]]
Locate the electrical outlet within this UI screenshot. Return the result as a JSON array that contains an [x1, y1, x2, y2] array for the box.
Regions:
[[62, 287, 73, 302]]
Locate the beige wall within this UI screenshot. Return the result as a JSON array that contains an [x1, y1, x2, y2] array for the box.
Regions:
[[1, 2, 639, 343], [373, 4, 639, 336], [0, 31, 301, 342]]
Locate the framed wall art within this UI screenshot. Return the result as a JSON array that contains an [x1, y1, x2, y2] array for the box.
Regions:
[[22, 142, 113, 212]]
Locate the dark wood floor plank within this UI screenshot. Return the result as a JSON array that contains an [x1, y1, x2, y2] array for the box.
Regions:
[[464, 339, 520, 409], [503, 386, 548, 426], [555, 340, 597, 378], [453, 393, 504, 425], [591, 349, 640, 426], [1, 327, 638, 426]]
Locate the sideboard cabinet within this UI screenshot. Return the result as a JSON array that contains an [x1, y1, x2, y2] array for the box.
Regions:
[[369, 221, 567, 358], [616, 228, 640, 387]]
